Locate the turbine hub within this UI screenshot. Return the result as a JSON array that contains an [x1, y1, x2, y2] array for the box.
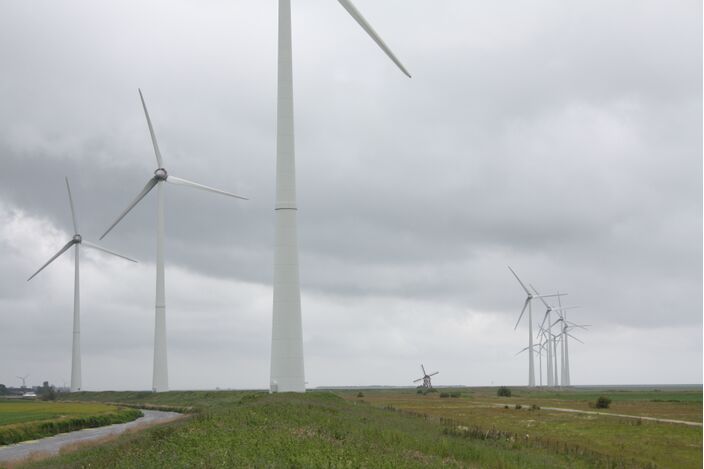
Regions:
[[73, 234, 82, 243], [154, 168, 168, 180]]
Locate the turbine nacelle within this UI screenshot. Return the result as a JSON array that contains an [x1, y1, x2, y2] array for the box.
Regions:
[[72, 234, 82, 244], [154, 168, 168, 181]]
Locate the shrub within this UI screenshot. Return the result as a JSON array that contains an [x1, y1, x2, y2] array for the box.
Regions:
[[497, 386, 512, 397], [450, 392, 461, 398], [356, 392, 364, 398], [416, 388, 423, 394], [439, 392, 450, 398], [514, 404, 522, 410], [595, 396, 612, 409], [529, 404, 540, 411]]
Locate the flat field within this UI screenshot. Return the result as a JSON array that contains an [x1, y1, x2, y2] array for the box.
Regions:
[[0, 401, 119, 427], [11, 387, 701, 468], [340, 386, 702, 469]]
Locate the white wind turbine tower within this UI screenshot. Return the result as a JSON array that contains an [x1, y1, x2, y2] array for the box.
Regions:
[[270, 0, 410, 393], [532, 285, 579, 387], [28, 178, 136, 392], [101, 90, 247, 393], [553, 293, 589, 387], [507, 266, 562, 387]]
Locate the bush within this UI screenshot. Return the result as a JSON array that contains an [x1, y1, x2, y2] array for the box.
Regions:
[[595, 396, 612, 409], [529, 404, 540, 411], [450, 392, 461, 398], [356, 392, 364, 398], [416, 388, 423, 394], [514, 404, 522, 410], [497, 386, 512, 397], [439, 392, 450, 398], [38, 381, 57, 401]]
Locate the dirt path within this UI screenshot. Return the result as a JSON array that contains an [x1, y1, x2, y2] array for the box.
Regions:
[[0, 409, 183, 466], [494, 403, 702, 427]]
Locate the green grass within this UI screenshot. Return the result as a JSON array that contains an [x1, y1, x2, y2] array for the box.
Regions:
[[13, 390, 688, 468], [0, 401, 118, 426], [0, 400, 142, 446], [347, 387, 702, 469]]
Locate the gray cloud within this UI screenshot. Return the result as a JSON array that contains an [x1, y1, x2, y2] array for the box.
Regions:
[[0, 0, 700, 389]]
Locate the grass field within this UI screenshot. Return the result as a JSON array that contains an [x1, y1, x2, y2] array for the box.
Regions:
[[0, 401, 119, 427], [8, 386, 699, 468], [0, 400, 142, 447], [340, 386, 703, 469]]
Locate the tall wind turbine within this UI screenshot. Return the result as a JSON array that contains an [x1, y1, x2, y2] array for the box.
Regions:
[[532, 284, 579, 387], [270, 0, 410, 393], [553, 293, 589, 387], [507, 266, 562, 387], [28, 178, 136, 392], [101, 90, 247, 393]]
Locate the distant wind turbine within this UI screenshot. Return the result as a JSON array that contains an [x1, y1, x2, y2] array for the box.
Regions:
[[552, 293, 589, 386], [100, 90, 247, 393], [507, 266, 563, 387], [531, 284, 579, 387], [270, 0, 411, 393], [28, 178, 136, 392], [16, 375, 29, 389]]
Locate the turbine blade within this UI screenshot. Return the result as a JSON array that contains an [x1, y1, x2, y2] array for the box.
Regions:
[[167, 175, 248, 200], [138, 89, 163, 168], [550, 318, 563, 328], [82, 241, 138, 263], [65, 177, 79, 234], [336, 0, 411, 77], [566, 332, 584, 344], [514, 298, 529, 330], [429, 371, 439, 377], [27, 240, 75, 281], [535, 293, 567, 299], [539, 309, 550, 330], [421, 364, 426, 375], [530, 284, 551, 308], [507, 265, 531, 296], [413, 378, 422, 383], [100, 177, 158, 239]]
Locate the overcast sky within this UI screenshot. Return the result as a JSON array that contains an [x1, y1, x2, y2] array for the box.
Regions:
[[0, 0, 701, 390]]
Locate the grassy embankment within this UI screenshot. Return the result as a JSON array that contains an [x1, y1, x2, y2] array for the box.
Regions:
[[0, 400, 142, 446], [11, 389, 692, 468], [341, 386, 702, 469]]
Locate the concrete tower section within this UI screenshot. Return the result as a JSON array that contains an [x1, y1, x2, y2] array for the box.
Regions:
[[270, 0, 306, 393]]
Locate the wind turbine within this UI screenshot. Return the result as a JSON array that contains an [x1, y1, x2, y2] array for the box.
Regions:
[[413, 364, 438, 389], [531, 285, 579, 387], [561, 322, 587, 386], [507, 266, 563, 387], [28, 178, 136, 392], [16, 375, 29, 389], [551, 293, 589, 387], [270, 0, 411, 393], [101, 90, 247, 393]]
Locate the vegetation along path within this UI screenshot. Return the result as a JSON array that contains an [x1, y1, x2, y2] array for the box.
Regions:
[[492, 403, 703, 426], [0, 409, 181, 466]]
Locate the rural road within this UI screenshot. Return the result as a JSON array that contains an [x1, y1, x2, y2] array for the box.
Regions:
[[494, 403, 703, 427], [0, 409, 182, 466]]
